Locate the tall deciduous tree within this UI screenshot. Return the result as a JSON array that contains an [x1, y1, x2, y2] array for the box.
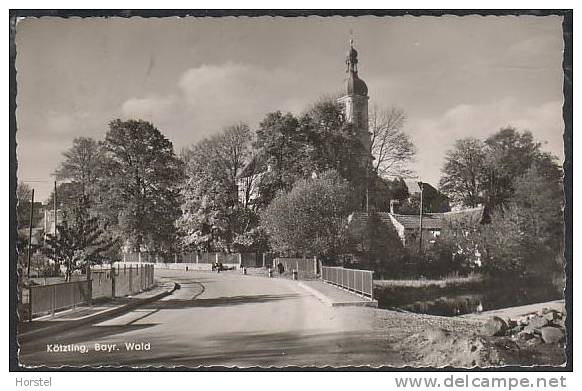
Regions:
[[439, 128, 555, 210], [177, 123, 256, 252], [300, 98, 368, 187], [482, 159, 564, 280], [439, 138, 487, 208], [99, 119, 183, 254], [260, 170, 356, 258], [369, 105, 416, 178], [55, 137, 102, 197], [253, 111, 305, 206]]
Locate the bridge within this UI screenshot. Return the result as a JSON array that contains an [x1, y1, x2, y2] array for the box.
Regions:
[[19, 269, 402, 368]]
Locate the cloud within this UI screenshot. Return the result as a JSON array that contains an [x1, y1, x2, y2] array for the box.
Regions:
[[407, 98, 564, 186], [119, 62, 305, 147], [121, 95, 177, 120]]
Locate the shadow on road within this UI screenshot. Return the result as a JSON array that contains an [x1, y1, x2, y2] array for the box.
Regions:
[[144, 293, 302, 310]]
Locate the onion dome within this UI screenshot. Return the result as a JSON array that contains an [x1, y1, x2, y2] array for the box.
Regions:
[[345, 39, 368, 96]]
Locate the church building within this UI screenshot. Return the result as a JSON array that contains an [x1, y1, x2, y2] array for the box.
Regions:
[[338, 39, 371, 169]]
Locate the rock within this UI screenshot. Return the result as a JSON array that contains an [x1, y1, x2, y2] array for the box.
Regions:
[[517, 316, 529, 326], [544, 310, 560, 322], [509, 325, 523, 335], [481, 316, 508, 337], [507, 319, 518, 328], [516, 330, 534, 341], [527, 315, 549, 330], [553, 317, 565, 328], [525, 335, 543, 346], [540, 326, 565, 344]]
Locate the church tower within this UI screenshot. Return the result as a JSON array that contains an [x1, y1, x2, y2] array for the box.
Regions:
[[338, 39, 370, 167]]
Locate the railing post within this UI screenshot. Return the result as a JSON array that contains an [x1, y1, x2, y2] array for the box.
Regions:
[[28, 287, 33, 322], [370, 271, 374, 301], [361, 271, 365, 297], [51, 285, 56, 317], [87, 265, 93, 307], [129, 265, 133, 294], [112, 265, 116, 298]]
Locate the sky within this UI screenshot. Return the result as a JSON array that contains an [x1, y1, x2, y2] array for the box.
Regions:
[[15, 15, 565, 201]]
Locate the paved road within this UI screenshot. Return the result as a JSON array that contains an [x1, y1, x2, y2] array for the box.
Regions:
[[19, 270, 402, 368]]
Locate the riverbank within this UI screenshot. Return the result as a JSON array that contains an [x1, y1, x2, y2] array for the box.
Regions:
[[371, 305, 566, 367]]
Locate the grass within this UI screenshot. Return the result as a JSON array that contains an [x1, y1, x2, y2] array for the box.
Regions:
[[374, 273, 484, 289]]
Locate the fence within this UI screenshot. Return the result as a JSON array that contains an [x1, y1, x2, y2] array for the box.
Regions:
[[29, 280, 91, 319], [273, 257, 319, 278], [111, 263, 155, 297], [321, 266, 374, 300], [123, 252, 270, 267], [27, 263, 155, 320]]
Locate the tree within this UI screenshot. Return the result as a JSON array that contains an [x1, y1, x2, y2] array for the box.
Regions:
[[16, 182, 43, 229], [260, 170, 356, 259], [347, 211, 406, 278], [300, 98, 367, 186], [43, 196, 116, 280], [177, 123, 256, 252], [45, 181, 84, 217], [54, 137, 102, 197], [99, 119, 183, 254], [253, 111, 306, 206], [481, 159, 564, 281], [439, 128, 555, 211], [439, 138, 487, 208], [369, 105, 416, 178], [482, 127, 548, 209]]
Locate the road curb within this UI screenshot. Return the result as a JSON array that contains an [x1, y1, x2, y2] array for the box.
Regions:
[[19, 283, 177, 340], [297, 281, 378, 308]]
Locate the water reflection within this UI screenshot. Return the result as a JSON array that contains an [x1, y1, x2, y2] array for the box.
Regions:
[[375, 284, 562, 317]]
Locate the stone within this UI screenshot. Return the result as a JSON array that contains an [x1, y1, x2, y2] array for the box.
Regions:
[[544, 310, 560, 322], [553, 317, 565, 328], [517, 316, 529, 326], [516, 330, 534, 341], [540, 326, 565, 344], [525, 335, 543, 346], [527, 315, 549, 330], [481, 316, 509, 337], [509, 325, 523, 335], [506, 319, 518, 329]]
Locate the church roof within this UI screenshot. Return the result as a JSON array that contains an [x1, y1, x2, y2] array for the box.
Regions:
[[345, 40, 368, 97], [346, 74, 368, 96]]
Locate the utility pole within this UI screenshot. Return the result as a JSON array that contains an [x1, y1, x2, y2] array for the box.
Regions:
[[53, 180, 57, 235], [27, 189, 35, 278], [418, 181, 424, 254]]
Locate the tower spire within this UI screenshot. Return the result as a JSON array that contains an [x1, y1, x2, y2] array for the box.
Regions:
[[346, 36, 359, 74]]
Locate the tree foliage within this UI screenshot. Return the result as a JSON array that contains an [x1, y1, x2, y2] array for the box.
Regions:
[[439, 127, 558, 211], [177, 123, 257, 252], [260, 170, 356, 258], [347, 211, 406, 277], [439, 138, 487, 208], [54, 137, 102, 197], [43, 196, 116, 280], [481, 161, 564, 280], [99, 119, 183, 254]]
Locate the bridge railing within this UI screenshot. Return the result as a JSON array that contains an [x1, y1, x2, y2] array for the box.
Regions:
[[321, 266, 374, 300]]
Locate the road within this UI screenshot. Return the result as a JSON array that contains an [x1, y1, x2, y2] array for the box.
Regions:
[[19, 270, 403, 368]]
